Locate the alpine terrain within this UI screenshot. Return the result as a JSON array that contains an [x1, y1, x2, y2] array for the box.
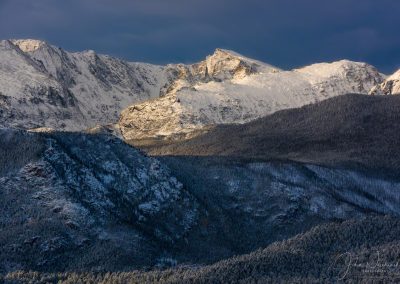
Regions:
[[1, 39, 400, 283], [370, 68, 400, 95], [119, 49, 384, 141], [0, 39, 168, 130]]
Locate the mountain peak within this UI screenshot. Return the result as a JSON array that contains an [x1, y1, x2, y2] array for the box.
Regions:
[[199, 48, 281, 80], [11, 39, 48, 52], [209, 48, 279, 70], [212, 48, 246, 58]]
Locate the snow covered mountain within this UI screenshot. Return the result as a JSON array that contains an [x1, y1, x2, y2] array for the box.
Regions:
[[0, 40, 387, 137], [0, 39, 168, 130], [369, 68, 400, 95], [119, 49, 384, 141]]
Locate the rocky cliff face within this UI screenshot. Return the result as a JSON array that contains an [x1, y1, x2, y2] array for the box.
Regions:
[[370, 69, 400, 95], [119, 51, 384, 141], [192, 48, 281, 81]]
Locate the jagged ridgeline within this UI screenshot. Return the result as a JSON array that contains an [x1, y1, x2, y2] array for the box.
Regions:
[[119, 50, 386, 141], [2, 39, 399, 141], [0, 39, 166, 130]]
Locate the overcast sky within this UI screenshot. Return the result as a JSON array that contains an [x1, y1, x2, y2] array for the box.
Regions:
[[0, 0, 399, 73]]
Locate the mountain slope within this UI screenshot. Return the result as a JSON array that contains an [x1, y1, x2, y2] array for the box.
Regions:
[[119, 51, 384, 141], [0, 39, 169, 130], [156, 156, 400, 257], [0, 129, 200, 272], [142, 94, 400, 171], [0, 40, 84, 130], [0, 40, 386, 135], [5, 215, 400, 283], [144, 216, 400, 283], [3, 128, 400, 275]]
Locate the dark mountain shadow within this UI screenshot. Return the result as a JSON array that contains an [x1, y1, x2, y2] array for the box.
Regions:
[[139, 94, 400, 173]]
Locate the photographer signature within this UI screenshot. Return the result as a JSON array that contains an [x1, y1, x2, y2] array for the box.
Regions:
[[331, 251, 400, 280]]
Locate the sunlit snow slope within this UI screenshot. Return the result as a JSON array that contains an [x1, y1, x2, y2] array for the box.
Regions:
[[0, 40, 388, 137], [120, 49, 384, 141]]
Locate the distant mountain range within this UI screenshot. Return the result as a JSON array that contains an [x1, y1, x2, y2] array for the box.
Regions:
[[1, 39, 399, 138]]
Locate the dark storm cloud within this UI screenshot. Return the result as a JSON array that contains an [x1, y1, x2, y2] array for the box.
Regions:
[[0, 0, 399, 72]]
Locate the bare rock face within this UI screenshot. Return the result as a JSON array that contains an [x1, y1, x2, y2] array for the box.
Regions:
[[192, 48, 281, 81], [369, 69, 400, 95], [12, 39, 46, 52]]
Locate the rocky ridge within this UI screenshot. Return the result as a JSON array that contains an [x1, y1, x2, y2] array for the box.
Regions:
[[119, 50, 384, 141], [370, 69, 400, 95], [0, 39, 169, 130]]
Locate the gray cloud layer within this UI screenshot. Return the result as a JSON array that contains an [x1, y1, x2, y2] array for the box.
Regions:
[[0, 0, 399, 72]]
